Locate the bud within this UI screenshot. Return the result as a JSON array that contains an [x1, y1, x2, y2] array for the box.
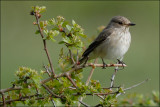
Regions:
[[33, 22, 37, 25], [58, 25, 64, 32], [30, 11, 35, 15], [77, 61, 80, 65], [37, 14, 41, 18]]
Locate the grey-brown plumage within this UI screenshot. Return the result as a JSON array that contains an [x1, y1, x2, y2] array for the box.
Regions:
[[80, 16, 135, 66]]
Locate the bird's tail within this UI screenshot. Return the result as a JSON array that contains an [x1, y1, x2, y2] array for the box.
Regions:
[[79, 56, 87, 64]]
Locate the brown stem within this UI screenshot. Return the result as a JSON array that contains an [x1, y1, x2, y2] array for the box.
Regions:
[[1, 93, 6, 107], [0, 95, 44, 106], [86, 59, 98, 86], [76, 50, 79, 63], [34, 11, 55, 76], [0, 87, 22, 94], [40, 63, 126, 85], [69, 49, 75, 64], [124, 79, 150, 91], [86, 63, 127, 67], [65, 73, 77, 88], [42, 84, 62, 98], [110, 66, 118, 88], [79, 100, 90, 107], [43, 64, 51, 77], [78, 59, 97, 107]]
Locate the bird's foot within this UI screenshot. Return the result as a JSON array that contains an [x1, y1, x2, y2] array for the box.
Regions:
[[101, 58, 107, 69], [117, 59, 125, 69], [102, 62, 107, 69]]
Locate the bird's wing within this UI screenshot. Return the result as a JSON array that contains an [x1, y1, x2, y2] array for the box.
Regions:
[[82, 28, 112, 57]]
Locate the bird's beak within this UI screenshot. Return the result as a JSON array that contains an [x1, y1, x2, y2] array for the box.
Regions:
[[128, 23, 136, 26]]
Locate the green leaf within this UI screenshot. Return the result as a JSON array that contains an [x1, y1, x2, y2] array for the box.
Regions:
[[52, 30, 59, 36], [32, 75, 41, 89], [58, 41, 65, 44], [78, 33, 87, 38], [52, 26, 59, 30], [39, 6, 46, 13], [39, 21, 44, 28], [48, 18, 56, 25], [43, 29, 48, 35], [63, 37, 71, 44], [66, 25, 72, 31], [35, 30, 40, 34], [50, 38, 56, 42], [72, 20, 76, 26], [22, 88, 31, 95], [62, 21, 69, 27]]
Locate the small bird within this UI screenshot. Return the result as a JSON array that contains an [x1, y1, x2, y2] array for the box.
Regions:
[[80, 16, 135, 68]]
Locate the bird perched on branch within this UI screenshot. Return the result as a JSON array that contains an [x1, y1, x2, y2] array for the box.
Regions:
[[79, 16, 135, 68]]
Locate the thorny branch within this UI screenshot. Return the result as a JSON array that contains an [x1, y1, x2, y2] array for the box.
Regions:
[[42, 84, 62, 98], [0, 87, 22, 94], [69, 49, 76, 64], [124, 79, 150, 91], [79, 59, 98, 107], [0, 94, 44, 106], [1, 93, 6, 107], [34, 10, 55, 76], [43, 64, 51, 77], [110, 65, 119, 89], [79, 100, 90, 107], [41, 63, 127, 85]]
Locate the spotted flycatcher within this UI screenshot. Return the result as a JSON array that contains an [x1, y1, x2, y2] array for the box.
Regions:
[[80, 16, 135, 68]]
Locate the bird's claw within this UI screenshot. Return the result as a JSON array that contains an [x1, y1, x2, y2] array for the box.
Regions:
[[117, 59, 125, 69], [102, 62, 107, 69]]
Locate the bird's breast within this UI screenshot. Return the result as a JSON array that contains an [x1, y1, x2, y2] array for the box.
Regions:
[[95, 30, 131, 60]]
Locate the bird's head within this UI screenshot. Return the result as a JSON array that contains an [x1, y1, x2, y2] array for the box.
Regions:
[[108, 16, 135, 29]]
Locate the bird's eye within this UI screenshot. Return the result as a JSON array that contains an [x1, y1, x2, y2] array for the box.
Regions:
[[118, 22, 123, 25]]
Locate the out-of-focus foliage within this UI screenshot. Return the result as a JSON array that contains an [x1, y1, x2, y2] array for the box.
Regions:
[[117, 91, 160, 106]]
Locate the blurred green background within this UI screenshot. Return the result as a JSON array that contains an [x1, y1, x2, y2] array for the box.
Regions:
[[1, 1, 159, 105]]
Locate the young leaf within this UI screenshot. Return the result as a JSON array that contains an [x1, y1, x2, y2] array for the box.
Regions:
[[35, 30, 40, 34], [66, 25, 72, 31], [72, 20, 76, 26]]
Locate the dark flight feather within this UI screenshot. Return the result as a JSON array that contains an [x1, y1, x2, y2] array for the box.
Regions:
[[79, 28, 112, 63]]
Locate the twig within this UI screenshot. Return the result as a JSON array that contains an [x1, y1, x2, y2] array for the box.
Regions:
[[95, 104, 103, 107], [51, 99, 56, 107], [42, 84, 58, 106], [65, 73, 77, 88], [34, 10, 55, 76], [41, 63, 126, 85], [96, 95, 104, 100], [43, 64, 51, 77], [116, 79, 150, 97], [1, 93, 6, 107], [110, 66, 118, 88], [69, 49, 75, 64], [42, 84, 62, 98], [124, 79, 150, 91], [86, 63, 127, 67], [86, 59, 98, 86], [0, 95, 44, 106], [0, 87, 22, 94], [74, 92, 116, 96], [78, 59, 97, 107], [76, 49, 79, 63], [79, 100, 90, 107], [102, 86, 120, 89]]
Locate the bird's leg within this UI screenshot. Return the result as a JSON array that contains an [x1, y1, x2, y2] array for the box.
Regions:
[[117, 59, 125, 69], [101, 58, 107, 69]]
